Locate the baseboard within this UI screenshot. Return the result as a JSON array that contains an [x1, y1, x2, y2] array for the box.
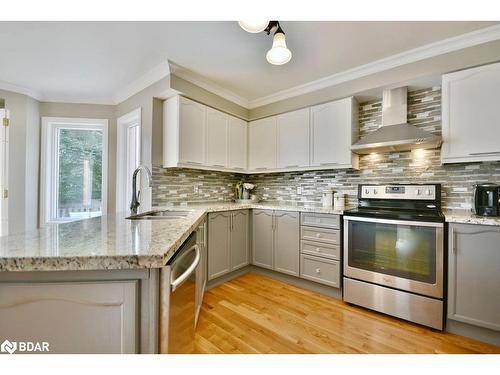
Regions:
[[446, 319, 500, 346], [206, 265, 342, 300]]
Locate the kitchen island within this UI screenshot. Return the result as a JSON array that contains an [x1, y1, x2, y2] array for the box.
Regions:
[[0, 202, 346, 354]]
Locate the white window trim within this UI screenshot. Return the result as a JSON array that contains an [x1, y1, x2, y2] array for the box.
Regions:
[[40, 117, 108, 225], [116, 107, 142, 214]]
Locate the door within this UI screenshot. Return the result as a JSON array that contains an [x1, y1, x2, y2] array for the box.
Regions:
[[0, 108, 9, 236], [248, 117, 277, 171], [252, 209, 274, 269], [277, 108, 310, 168], [179, 97, 206, 165], [116, 108, 141, 214], [344, 216, 444, 298], [230, 210, 249, 270], [274, 211, 300, 276], [206, 108, 228, 168], [442, 62, 500, 162], [310, 98, 352, 166], [228, 116, 247, 171], [448, 224, 500, 331], [207, 212, 231, 280]]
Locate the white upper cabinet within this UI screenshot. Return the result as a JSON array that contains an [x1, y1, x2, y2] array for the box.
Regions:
[[442, 62, 500, 164], [228, 116, 248, 171], [248, 116, 277, 171], [310, 97, 358, 168], [206, 107, 228, 168], [179, 97, 206, 165], [277, 108, 310, 169]]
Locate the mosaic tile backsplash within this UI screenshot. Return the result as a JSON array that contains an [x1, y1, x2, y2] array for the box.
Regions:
[[153, 87, 500, 210]]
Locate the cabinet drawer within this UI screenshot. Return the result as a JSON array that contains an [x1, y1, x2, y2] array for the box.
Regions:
[[300, 240, 340, 260], [300, 226, 340, 245], [301, 213, 339, 229], [300, 254, 340, 287]]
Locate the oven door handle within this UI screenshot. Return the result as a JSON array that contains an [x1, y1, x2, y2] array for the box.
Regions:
[[343, 215, 444, 228]]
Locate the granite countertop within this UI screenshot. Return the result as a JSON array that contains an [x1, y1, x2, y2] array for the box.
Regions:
[[444, 209, 500, 227], [0, 201, 346, 272]]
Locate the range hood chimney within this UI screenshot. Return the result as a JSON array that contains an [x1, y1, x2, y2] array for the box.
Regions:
[[350, 87, 442, 154]]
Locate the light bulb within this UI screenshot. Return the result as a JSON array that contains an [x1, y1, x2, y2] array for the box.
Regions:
[[266, 31, 292, 65], [238, 21, 269, 33]]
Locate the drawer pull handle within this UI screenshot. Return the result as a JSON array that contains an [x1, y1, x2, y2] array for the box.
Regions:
[[315, 268, 321, 274]]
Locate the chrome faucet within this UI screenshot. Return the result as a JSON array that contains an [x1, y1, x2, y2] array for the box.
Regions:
[[130, 165, 153, 215]]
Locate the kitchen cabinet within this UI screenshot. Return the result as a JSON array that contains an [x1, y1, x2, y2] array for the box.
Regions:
[[163, 95, 248, 172], [448, 223, 500, 331], [207, 210, 249, 280], [310, 97, 358, 169], [228, 116, 248, 171], [207, 212, 231, 280], [195, 218, 207, 324], [248, 117, 277, 171], [252, 209, 300, 275], [442, 62, 500, 164], [230, 210, 250, 270], [277, 108, 310, 169], [273, 211, 300, 276], [0, 281, 138, 353], [206, 107, 228, 168]]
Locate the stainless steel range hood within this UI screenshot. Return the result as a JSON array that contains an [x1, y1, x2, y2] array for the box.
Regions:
[[351, 87, 442, 154]]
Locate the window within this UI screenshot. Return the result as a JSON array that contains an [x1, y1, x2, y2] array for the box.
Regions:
[[41, 117, 108, 224]]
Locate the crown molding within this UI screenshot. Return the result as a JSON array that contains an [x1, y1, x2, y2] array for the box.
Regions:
[[113, 60, 171, 105], [246, 24, 500, 109], [169, 61, 250, 108], [0, 80, 42, 101]]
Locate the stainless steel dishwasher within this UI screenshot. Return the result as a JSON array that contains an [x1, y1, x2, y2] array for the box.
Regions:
[[159, 233, 200, 353]]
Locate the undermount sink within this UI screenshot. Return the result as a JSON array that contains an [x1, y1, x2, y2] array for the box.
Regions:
[[126, 210, 191, 220]]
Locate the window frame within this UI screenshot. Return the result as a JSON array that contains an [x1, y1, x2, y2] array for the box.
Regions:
[[40, 117, 108, 225]]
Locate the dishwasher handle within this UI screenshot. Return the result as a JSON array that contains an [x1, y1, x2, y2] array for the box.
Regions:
[[170, 244, 200, 292]]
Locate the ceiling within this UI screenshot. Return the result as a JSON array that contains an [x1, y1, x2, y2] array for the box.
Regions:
[[0, 21, 498, 105]]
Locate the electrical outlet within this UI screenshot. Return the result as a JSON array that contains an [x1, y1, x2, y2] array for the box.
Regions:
[[296, 186, 302, 195], [193, 184, 199, 194]]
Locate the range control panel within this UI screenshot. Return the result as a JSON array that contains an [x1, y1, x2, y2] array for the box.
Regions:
[[359, 184, 437, 200]]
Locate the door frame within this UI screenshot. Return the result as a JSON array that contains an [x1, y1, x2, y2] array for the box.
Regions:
[[116, 108, 142, 214]]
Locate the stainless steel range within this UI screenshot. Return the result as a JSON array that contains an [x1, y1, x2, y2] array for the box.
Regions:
[[343, 184, 445, 330]]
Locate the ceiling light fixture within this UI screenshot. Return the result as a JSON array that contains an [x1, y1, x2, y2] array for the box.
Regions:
[[238, 21, 269, 33], [238, 20, 292, 65]]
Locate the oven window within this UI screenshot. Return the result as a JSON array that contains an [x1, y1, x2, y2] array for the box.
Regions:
[[347, 220, 437, 283]]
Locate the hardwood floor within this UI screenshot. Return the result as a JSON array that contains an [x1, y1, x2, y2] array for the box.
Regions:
[[194, 273, 500, 354]]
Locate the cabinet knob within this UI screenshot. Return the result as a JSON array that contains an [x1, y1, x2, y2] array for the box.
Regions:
[[316, 233, 322, 238], [315, 247, 321, 252], [315, 268, 321, 274]]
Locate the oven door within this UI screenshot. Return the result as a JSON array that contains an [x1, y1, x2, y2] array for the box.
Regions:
[[343, 216, 444, 298]]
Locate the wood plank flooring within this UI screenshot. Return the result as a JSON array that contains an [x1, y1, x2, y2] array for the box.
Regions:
[[194, 273, 500, 354]]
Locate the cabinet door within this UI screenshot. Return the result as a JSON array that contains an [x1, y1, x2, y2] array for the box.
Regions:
[[208, 212, 231, 280], [449, 224, 500, 331], [442, 62, 500, 163], [179, 97, 206, 165], [0, 281, 138, 353], [252, 209, 274, 269], [274, 211, 300, 276], [310, 97, 353, 167], [248, 117, 277, 171], [228, 116, 248, 171], [206, 108, 228, 168], [277, 108, 310, 168], [195, 219, 207, 324], [230, 210, 249, 271]]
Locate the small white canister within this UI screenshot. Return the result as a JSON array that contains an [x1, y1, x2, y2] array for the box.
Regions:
[[322, 189, 334, 208], [333, 192, 345, 211]]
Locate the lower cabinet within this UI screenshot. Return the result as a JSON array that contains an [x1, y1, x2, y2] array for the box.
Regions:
[[252, 209, 300, 276], [0, 280, 139, 353], [208, 210, 249, 281], [195, 217, 208, 324], [448, 223, 500, 331]]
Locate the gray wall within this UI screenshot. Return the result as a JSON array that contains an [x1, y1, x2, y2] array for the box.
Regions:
[[39, 102, 117, 213]]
